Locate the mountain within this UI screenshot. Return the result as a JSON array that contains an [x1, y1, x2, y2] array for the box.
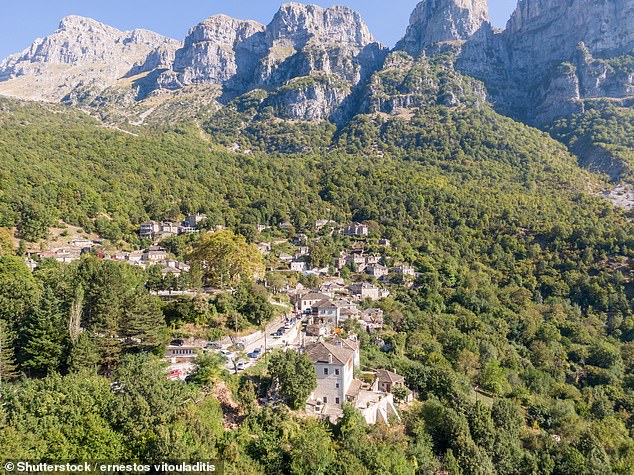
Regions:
[[0, 16, 181, 103], [460, 0, 634, 124], [0, 1, 633, 174]]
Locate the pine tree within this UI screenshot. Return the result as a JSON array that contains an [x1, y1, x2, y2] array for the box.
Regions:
[[20, 287, 68, 376], [0, 320, 18, 383], [68, 331, 100, 373], [121, 292, 167, 354]]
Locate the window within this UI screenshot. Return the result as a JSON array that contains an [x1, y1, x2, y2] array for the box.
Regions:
[[335, 369, 340, 375], [324, 368, 329, 375], [323, 397, 328, 403], [335, 383, 339, 388], [335, 398, 340, 404]]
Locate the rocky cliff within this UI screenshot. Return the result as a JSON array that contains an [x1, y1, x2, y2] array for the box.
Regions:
[[155, 15, 266, 92]]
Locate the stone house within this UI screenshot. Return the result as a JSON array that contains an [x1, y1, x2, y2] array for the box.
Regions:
[[349, 282, 381, 301], [344, 222, 369, 237], [366, 264, 389, 279]]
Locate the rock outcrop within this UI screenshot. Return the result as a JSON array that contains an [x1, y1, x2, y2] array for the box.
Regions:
[[0, 16, 181, 102], [397, 0, 489, 55]]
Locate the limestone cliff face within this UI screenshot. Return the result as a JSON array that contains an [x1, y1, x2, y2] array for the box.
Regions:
[[267, 74, 353, 122], [501, 0, 634, 93], [156, 15, 266, 91], [361, 50, 487, 115], [0, 16, 180, 102], [506, 0, 634, 58], [255, 3, 383, 89], [451, 0, 634, 124], [397, 0, 489, 55]]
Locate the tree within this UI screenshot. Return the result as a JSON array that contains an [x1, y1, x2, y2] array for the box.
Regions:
[[0, 319, 18, 383], [187, 351, 226, 386], [187, 229, 264, 289], [16, 201, 54, 241], [120, 292, 167, 354], [289, 420, 335, 475], [68, 331, 100, 373], [268, 350, 317, 410], [0, 228, 14, 256], [0, 256, 40, 326], [233, 281, 274, 326], [110, 353, 194, 456], [308, 238, 336, 268], [146, 264, 165, 292], [19, 287, 68, 376]]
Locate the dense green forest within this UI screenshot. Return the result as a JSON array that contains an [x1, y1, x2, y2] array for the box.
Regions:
[[549, 104, 634, 181], [1, 95, 634, 473]]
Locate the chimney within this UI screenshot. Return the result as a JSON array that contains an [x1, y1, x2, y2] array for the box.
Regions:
[[328, 354, 333, 364]]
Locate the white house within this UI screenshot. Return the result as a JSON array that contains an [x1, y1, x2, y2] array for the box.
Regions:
[[311, 299, 341, 325], [306, 340, 358, 407], [306, 339, 399, 425], [349, 283, 381, 301], [366, 264, 389, 279], [298, 292, 330, 312], [144, 246, 168, 262], [392, 265, 416, 277]]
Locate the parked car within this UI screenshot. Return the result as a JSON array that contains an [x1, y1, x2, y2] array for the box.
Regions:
[[249, 347, 262, 359], [236, 361, 247, 371], [206, 342, 222, 349], [170, 339, 185, 347], [234, 342, 245, 350], [219, 349, 231, 356]]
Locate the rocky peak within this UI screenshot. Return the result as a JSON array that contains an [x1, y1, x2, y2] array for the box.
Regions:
[[183, 15, 265, 48], [397, 0, 489, 55], [267, 3, 376, 49], [57, 15, 121, 37]]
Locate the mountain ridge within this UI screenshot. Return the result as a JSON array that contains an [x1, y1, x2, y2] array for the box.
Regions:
[[0, 1, 633, 162]]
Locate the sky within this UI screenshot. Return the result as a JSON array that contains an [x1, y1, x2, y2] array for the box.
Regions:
[[0, 1, 517, 60]]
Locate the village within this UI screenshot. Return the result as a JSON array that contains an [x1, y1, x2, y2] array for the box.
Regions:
[[22, 214, 419, 424]]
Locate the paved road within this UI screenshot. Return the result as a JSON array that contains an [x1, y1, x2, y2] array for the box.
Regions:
[[225, 315, 303, 373], [166, 309, 303, 377]]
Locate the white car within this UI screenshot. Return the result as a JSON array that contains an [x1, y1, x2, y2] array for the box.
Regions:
[[236, 361, 248, 371]]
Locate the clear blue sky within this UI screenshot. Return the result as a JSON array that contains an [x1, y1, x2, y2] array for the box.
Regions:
[[0, 1, 516, 60]]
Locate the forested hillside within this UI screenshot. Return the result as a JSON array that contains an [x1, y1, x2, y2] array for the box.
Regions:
[[549, 104, 634, 181], [0, 92, 633, 473]]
